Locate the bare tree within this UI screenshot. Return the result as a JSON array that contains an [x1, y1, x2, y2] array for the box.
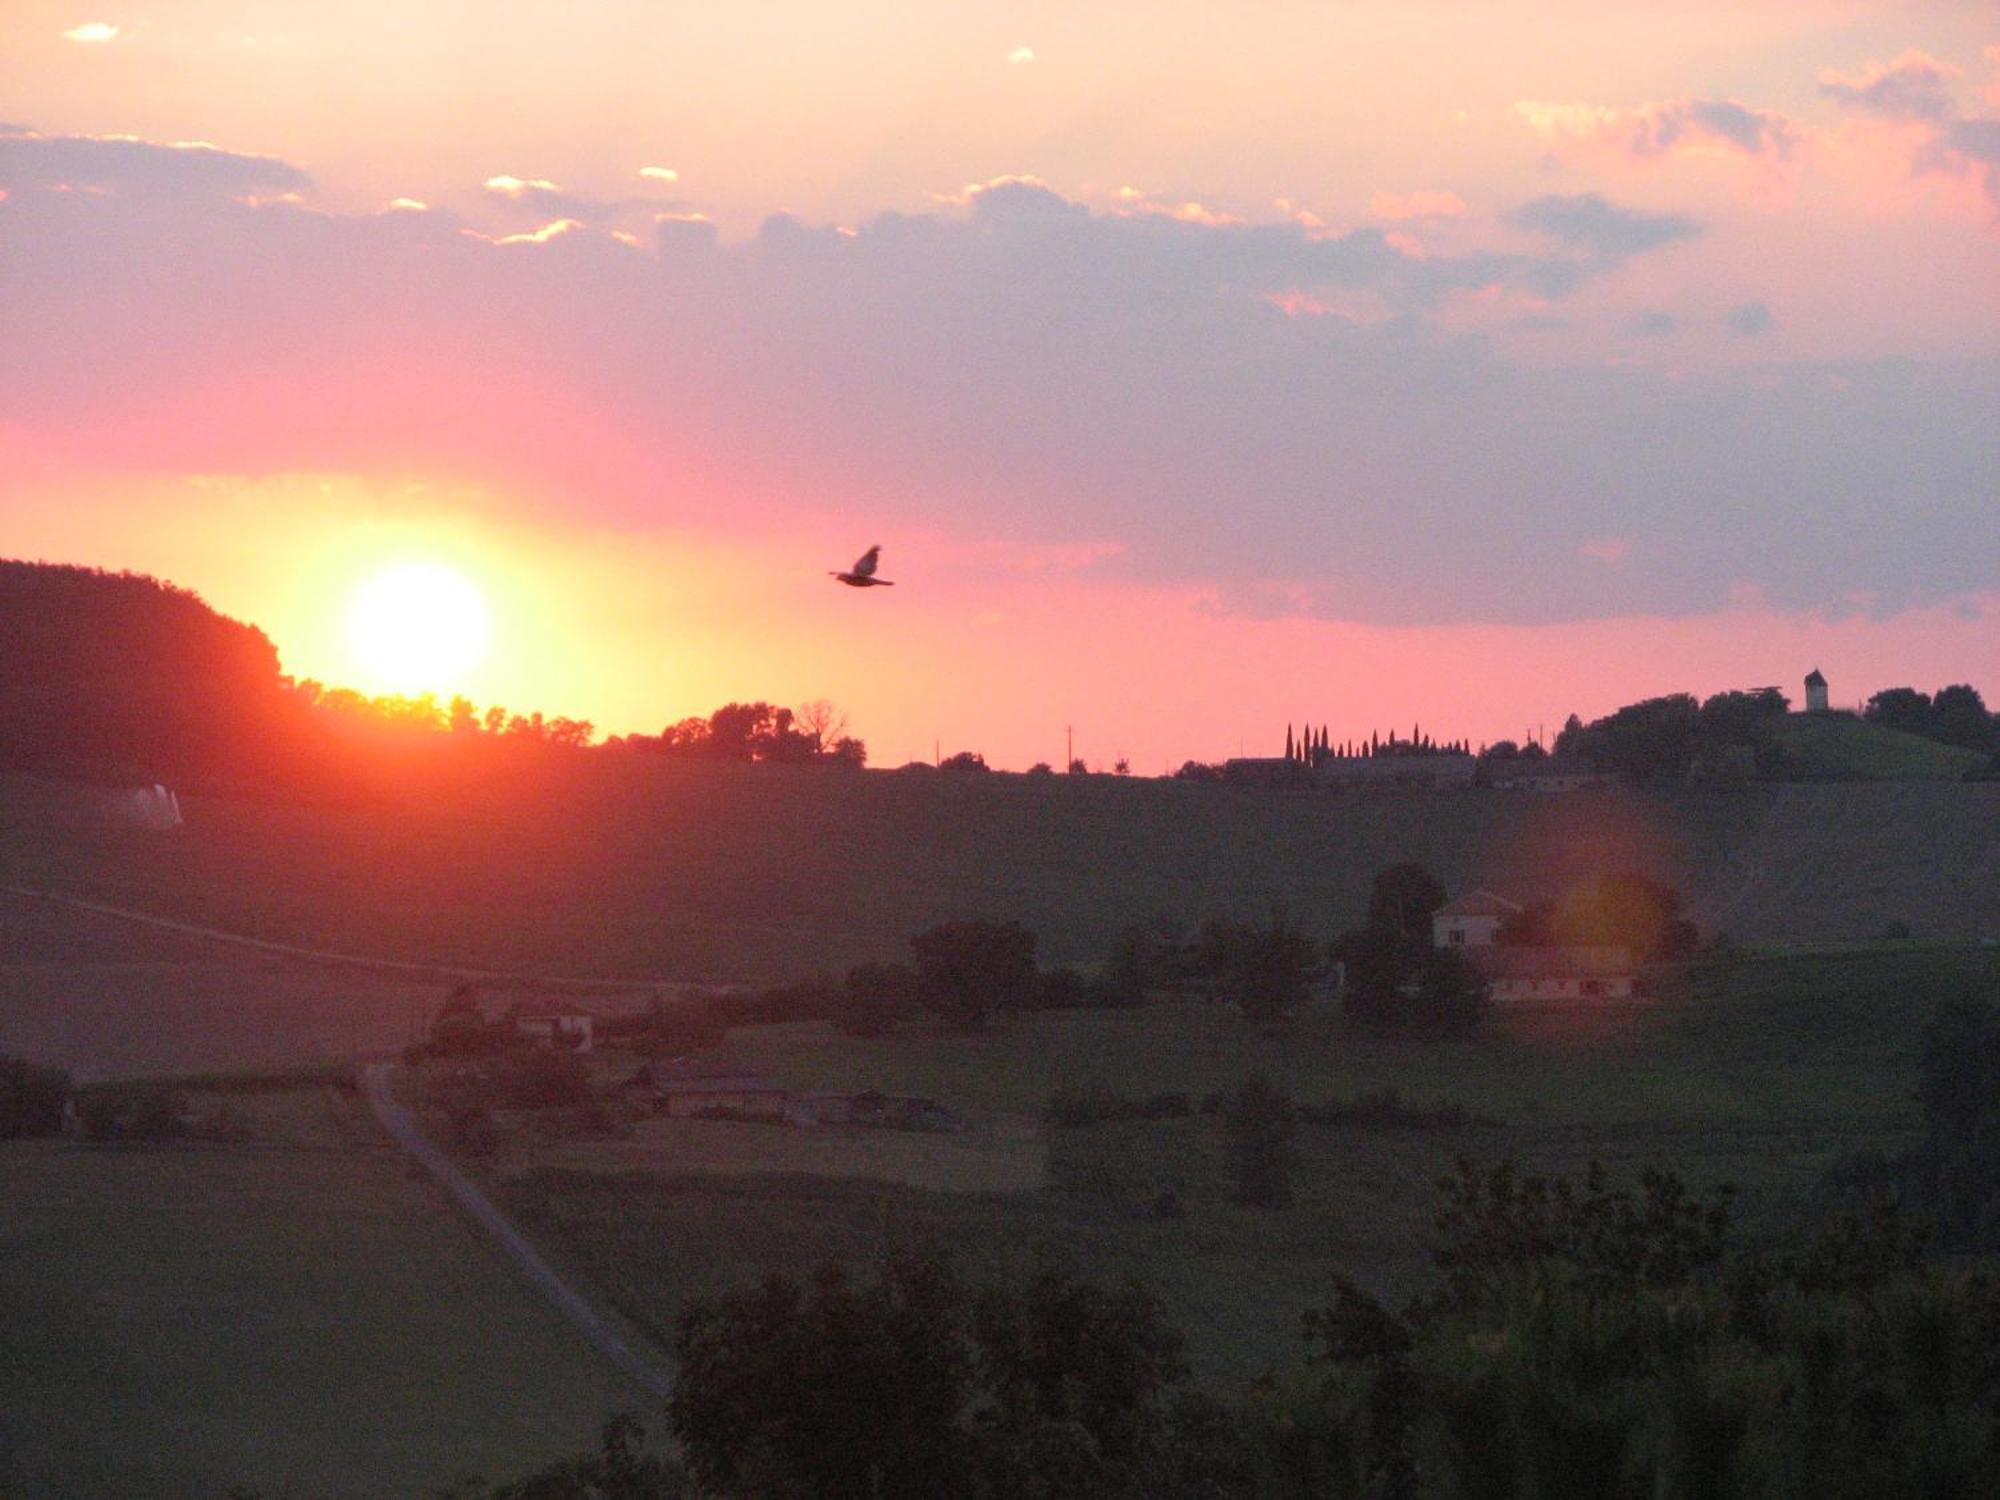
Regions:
[[794, 699, 850, 756]]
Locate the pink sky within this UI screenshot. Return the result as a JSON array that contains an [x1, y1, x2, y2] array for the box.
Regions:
[[2, 3, 1995, 766]]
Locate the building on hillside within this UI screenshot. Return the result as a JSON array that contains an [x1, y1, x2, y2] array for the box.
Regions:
[[1805, 668, 1829, 714], [1484, 757, 1619, 792], [1469, 945, 1636, 1003], [628, 1058, 789, 1118], [1432, 889, 1522, 949], [512, 1007, 595, 1051], [1315, 752, 1477, 788]]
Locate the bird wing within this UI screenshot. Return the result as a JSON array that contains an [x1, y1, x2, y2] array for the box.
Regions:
[[852, 545, 880, 577]]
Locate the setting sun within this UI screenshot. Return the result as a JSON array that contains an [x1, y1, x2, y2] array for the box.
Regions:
[[344, 561, 490, 695]]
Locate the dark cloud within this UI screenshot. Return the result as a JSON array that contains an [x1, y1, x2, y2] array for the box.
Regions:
[[0, 130, 311, 198], [0, 141, 1992, 630], [1630, 310, 1680, 337], [1506, 192, 1702, 265], [1726, 302, 1774, 336], [1681, 99, 1795, 156], [1820, 53, 1959, 121]]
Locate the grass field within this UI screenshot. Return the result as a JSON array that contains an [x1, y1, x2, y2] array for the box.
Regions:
[[497, 945, 1999, 1391], [5, 764, 1997, 984], [1767, 712, 1986, 781], [0, 1087, 650, 1500], [0, 890, 441, 1081]]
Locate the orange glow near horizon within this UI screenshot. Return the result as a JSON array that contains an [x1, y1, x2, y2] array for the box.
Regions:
[[1, 467, 1992, 772]]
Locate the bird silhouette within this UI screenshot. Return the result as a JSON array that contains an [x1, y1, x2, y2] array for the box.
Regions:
[[831, 545, 895, 588]]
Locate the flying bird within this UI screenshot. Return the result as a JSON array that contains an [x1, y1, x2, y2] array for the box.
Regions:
[[831, 545, 894, 588]]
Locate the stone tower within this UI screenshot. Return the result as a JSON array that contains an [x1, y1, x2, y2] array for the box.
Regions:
[[1804, 667, 1828, 713]]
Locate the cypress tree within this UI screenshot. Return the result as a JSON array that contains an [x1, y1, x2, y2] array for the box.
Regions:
[[1285, 724, 1294, 761]]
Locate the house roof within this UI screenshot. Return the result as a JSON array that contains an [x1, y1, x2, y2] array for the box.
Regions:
[[1805, 668, 1826, 686], [1436, 889, 1523, 919], [1471, 945, 1633, 979]]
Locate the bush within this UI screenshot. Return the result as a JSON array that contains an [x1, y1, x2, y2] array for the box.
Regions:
[[75, 1082, 188, 1142], [0, 1054, 71, 1138], [488, 1047, 594, 1110], [1294, 1089, 1488, 1130], [1034, 965, 1107, 1010], [670, 1249, 1220, 1499], [1045, 1086, 1194, 1127], [910, 920, 1039, 1030], [838, 962, 922, 1037], [1186, 914, 1317, 1023], [1220, 1073, 1297, 1210]]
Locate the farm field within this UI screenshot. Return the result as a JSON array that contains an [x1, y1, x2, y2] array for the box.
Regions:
[[497, 946, 1997, 1391], [0, 1087, 649, 1500], [0, 889, 445, 1082], [5, 765, 1998, 984]]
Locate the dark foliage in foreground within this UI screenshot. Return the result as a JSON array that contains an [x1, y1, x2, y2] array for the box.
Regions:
[[669, 1248, 1246, 1499], [1822, 994, 2000, 1253], [0, 1053, 71, 1138], [432, 1414, 692, 1498]]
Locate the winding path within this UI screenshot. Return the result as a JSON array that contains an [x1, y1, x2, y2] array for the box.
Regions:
[[360, 1063, 675, 1402]]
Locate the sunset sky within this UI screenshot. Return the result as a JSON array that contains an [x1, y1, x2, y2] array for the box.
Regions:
[[3, 2, 1995, 769]]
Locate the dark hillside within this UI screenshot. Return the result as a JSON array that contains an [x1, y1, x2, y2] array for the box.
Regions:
[[4, 766, 1995, 980]]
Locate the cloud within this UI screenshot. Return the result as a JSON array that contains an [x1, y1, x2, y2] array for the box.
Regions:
[[1, 132, 1992, 631], [0, 129, 312, 199], [1725, 301, 1774, 336], [62, 22, 119, 44], [639, 165, 679, 183], [481, 171, 659, 227], [1369, 189, 1467, 221], [1629, 311, 1679, 337], [1506, 192, 1701, 264], [1821, 51, 2000, 214], [1820, 52, 1960, 121], [1516, 96, 1796, 161], [1008, 46, 1035, 65]]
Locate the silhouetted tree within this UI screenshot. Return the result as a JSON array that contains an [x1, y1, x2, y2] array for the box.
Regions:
[[1363, 863, 1448, 949], [1186, 914, 1317, 1023], [1933, 684, 1996, 752], [910, 920, 1038, 1029]]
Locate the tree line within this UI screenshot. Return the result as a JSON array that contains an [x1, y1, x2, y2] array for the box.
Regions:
[[1553, 681, 1996, 783], [0, 559, 865, 790]]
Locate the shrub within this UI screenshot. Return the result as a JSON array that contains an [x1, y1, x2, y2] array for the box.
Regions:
[[838, 962, 922, 1037], [1220, 1072, 1297, 1210], [910, 920, 1039, 1030], [1045, 1086, 1193, 1127], [488, 1046, 594, 1110], [1294, 1089, 1488, 1130], [75, 1081, 188, 1142], [0, 1054, 71, 1138]]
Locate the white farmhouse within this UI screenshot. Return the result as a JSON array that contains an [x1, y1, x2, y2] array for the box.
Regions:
[[1432, 889, 1522, 949]]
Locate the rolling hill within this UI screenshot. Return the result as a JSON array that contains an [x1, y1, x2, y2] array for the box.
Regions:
[[4, 762, 1996, 984]]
